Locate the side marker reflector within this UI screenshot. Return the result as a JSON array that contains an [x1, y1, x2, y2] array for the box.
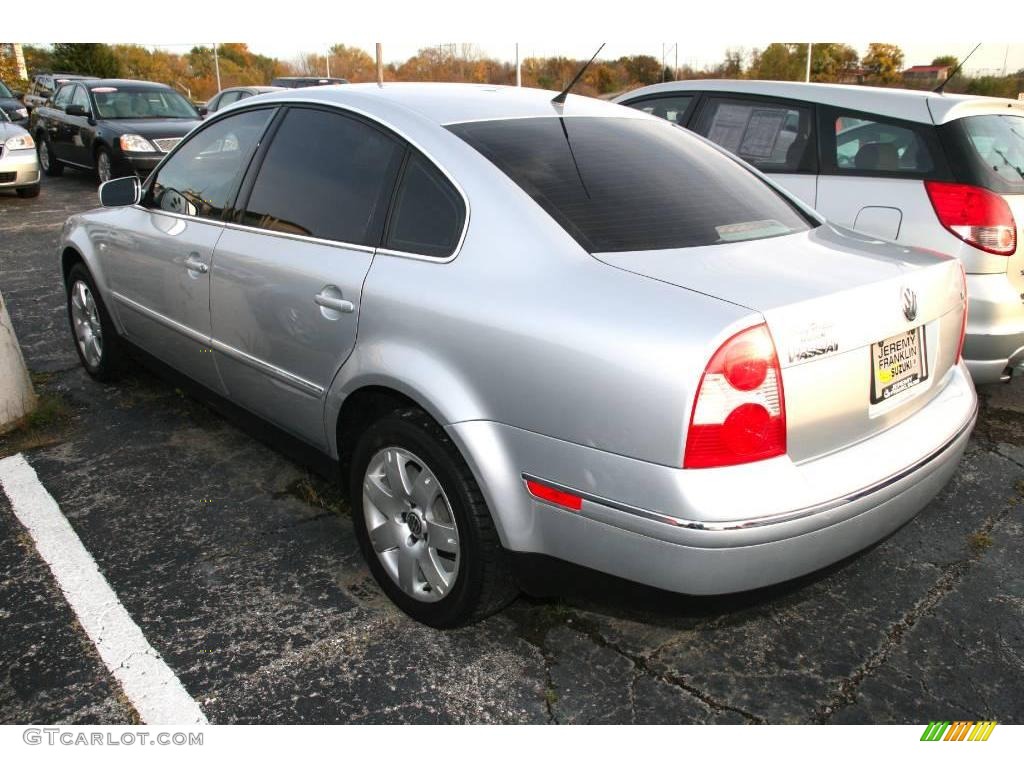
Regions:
[[525, 479, 582, 511]]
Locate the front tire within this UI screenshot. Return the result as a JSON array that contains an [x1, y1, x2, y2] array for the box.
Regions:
[[66, 263, 123, 381], [350, 408, 517, 627]]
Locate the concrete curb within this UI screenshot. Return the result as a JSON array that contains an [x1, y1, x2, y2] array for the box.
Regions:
[[0, 290, 36, 433]]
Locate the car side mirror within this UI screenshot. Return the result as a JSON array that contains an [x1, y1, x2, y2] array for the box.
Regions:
[[65, 104, 89, 117], [99, 176, 142, 208], [12, 91, 24, 100], [197, 105, 208, 116]]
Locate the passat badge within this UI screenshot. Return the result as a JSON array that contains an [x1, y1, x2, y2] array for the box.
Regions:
[[901, 287, 918, 322], [788, 322, 839, 363]]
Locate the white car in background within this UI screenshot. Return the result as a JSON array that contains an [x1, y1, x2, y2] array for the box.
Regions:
[[616, 80, 1024, 384]]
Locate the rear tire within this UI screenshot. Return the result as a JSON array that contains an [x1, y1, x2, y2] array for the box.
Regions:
[[350, 407, 518, 627], [38, 135, 63, 177], [95, 147, 113, 184], [66, 263, 123, 381], [16, 184, 40, 198]]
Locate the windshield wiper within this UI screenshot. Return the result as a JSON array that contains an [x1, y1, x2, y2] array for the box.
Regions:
[[993, 147, 1024, 180]]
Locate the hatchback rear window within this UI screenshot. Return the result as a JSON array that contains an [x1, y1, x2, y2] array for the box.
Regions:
[[957, 114, 1024, 190], [448, 116, 812, 253]]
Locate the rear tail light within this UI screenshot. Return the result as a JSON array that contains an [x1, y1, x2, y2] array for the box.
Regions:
[[925, 181, 1017, 256], [684, 324, 786, 469], [957, 263, 969, 360]]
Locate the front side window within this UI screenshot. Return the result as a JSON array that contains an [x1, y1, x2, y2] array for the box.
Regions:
[[0, 82, 13, 98], [693, 96, 814, 173], [241, 107, 405, 245], [832, 114, 934, 174], [92, 88, 198, 120], [384, 152, 465, 258], [216, 91, 243, 110], [449, 116, 812, 253], [624, 94, 694, 126], [148, 108, 273, 220]]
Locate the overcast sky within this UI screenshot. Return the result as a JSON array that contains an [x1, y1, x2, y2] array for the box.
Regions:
[[15, 0, 1024, 78]]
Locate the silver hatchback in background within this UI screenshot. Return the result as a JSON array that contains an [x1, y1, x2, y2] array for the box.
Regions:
[[0, 110, 40, 198], [616, 81, 1024, 384], [59, 84, 975, 626]]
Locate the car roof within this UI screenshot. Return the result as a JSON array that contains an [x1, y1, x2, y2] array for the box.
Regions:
[[223, 85, 284, 93], [616, 79, 1024, 125], [244, 82, 642, 126], [77, 78, 177, 90]]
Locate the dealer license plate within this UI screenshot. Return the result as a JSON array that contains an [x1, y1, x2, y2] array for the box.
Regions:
[[871, 327, 928, 404]]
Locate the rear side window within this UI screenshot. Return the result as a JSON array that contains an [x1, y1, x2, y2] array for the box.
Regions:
[[52, 85, 73, 109], [830, 114, 934, 174], [148, 108, 273, 220], [242, 107, 405, 245], [449, 116, 812, 253], [623, 94, 694, 126], [384, 152, 465, 258], [693, 96, 814, 173]]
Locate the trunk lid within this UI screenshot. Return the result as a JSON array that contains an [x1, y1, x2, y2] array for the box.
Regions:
[[594, 224, 966, 462]]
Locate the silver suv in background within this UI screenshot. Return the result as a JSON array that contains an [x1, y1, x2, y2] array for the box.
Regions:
[[616, 81, 1024, 384]]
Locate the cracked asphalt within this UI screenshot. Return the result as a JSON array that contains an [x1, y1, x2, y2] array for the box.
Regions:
[[1, 173, 1022, 724]]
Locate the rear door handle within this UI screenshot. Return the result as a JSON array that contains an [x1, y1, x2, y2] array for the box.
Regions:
[[184, 255, 209, 274], [314, 287, 355, 314]]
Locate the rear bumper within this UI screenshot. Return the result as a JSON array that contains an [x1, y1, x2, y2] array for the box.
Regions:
[[450, 362, 977, 595], [0, 149, 40, 188], [964, 272, 1024, 383]]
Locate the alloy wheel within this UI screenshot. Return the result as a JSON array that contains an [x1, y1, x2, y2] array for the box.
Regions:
[[70, 280, 103, 368], [362, 447, 461, 602]]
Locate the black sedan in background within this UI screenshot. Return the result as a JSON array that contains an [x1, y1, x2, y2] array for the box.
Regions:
[[29, 79, 201, 183], [0, 81, 30, 127]]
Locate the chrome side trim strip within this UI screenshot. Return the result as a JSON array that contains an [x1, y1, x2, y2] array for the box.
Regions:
[[208, 338, 324, 398], [110, 291, 209, 345], [522, 406, 977, 533], [110, 291, 324, 398]]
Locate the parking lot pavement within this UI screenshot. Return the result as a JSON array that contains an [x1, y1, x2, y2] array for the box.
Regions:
[[1, 173, 1023, 725]]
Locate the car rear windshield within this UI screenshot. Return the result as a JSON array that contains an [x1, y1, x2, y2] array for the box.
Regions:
[[954, 114, 1024, 192], [92, 88, 198, 120], [447, 116, 813, 253]]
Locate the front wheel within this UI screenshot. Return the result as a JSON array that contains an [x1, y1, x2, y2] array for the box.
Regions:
[[350, 408, 517, 627], [66, 263, 123, 381]]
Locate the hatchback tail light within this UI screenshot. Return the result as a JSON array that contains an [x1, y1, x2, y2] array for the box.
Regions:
[[925, 181, 1017, 256], [684, 324, 786, 469]]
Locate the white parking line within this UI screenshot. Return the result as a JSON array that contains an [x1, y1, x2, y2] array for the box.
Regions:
[[0, 453, 208, 724]]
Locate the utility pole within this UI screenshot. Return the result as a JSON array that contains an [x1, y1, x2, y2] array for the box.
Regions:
[[1003, 44, 1009, 77], [213, 43, 221, 91], [805, 42, 813, 82], [376, 43, 384, 87], [662, 43, 666, 81], [12, 43, 27, 80], [515, 43, 521, 87], [326, 50, 331, 78]]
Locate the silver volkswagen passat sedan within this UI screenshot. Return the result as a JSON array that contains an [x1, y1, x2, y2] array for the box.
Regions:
[[59, 84, 977, 627]]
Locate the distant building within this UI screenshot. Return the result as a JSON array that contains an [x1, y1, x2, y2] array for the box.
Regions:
[[837, 66, 867, 85], [903, 65, 949, 87]]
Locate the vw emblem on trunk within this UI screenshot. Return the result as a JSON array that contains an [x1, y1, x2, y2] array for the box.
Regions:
[[901, 287, 918, 322]]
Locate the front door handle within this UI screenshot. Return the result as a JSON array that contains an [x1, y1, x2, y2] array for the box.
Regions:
[[184, 255, 209, 274], [314, 287, 355, 315]]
